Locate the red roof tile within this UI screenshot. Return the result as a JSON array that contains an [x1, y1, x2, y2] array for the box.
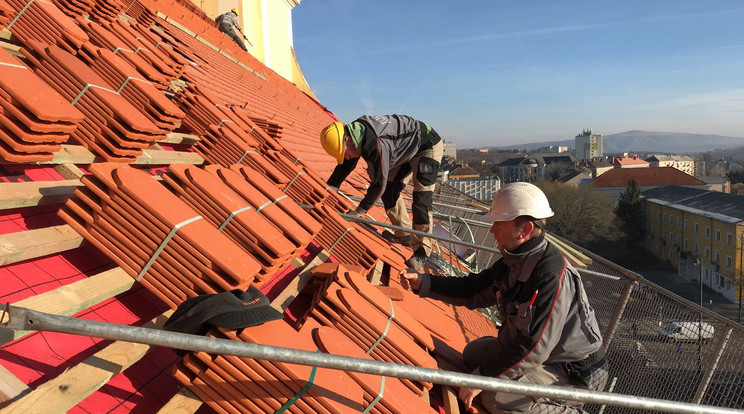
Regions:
[[589, 166, 705, 187]]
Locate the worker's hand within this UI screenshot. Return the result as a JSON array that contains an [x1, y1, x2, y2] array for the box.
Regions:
[[458, 386, 482, 412], [399, 268, 422, 291]]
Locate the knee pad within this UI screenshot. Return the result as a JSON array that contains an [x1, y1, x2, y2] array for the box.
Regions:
[[412, 191, 433, 224]]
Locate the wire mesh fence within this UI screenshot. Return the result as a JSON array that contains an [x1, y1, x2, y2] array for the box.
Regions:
[[431, 183, 744, 412]]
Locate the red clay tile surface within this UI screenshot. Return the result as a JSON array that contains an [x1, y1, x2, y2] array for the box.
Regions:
[[589, 166, 705, 188], [0, 0, 500, 411]]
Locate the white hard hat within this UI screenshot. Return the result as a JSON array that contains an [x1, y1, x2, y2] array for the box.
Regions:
[[481, 182, 554, 222]]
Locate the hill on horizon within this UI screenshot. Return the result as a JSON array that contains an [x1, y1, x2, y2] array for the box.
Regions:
[[488, 130, 744, 154]]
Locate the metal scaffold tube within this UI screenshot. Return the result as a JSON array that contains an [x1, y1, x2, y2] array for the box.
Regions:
[[2, 306, 740, 414]]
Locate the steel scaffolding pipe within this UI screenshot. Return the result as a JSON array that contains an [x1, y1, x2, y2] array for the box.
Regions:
[[2, 306, 739, 414]]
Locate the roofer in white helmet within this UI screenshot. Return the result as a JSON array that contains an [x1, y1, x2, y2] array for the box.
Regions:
[[400, 182, 608, 413]]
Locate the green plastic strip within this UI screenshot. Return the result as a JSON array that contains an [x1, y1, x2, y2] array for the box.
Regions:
[[0, 62, 28, 69], [218, 206, 251, 231], [236, 149, 257, 164], [284, 172, 305, 192], [367, 298, 394, 355], [275, 350, 319, 414], [71, 84, 119, 106], [362, 376, 386, 414], [116, 76, 152, 93], [217, 119, 235, 127], [112, 47, 134, 54], [328, 227, 355, 253], [137, 216, 202, 281], [273, 195, 288, 204], [255, 200, 272, 213], [7, 0, 37, 29]]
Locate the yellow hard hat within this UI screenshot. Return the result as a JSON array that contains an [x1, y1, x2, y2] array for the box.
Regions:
[[231, 8, 238, 16], [320, 121, 345, 164]]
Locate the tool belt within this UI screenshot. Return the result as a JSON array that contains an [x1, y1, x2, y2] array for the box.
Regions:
[[563, 345, 607, 387]]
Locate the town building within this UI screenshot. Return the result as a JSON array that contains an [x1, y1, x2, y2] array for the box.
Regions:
[[495, 152, 578, 183], [587, 159, 613, 178], [589, 167, 708, 205], [646, 155, 695, 176], [535, 145, 569, 153], [442, 140, 457, 160], [444, 175, 501, 203], [611, 156, 650, 169], [699, 176, 731, 193], [446, 165, 480, 179], [642, 185, 744, 303], [575, 129, 603, 160]]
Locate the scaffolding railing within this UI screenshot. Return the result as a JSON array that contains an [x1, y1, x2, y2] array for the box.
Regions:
[[338, 183, 744, 411]]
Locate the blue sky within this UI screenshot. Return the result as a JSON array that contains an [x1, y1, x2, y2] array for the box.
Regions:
[[292, 1, 744, 148]]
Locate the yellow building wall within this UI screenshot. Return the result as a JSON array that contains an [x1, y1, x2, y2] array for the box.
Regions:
[[187, 0, 312, 93], [643, 199, 743, 302]]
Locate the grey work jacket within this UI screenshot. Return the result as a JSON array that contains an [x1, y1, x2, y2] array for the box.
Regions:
[[327, 115, 438, 212], [417, 236, 604, 379]]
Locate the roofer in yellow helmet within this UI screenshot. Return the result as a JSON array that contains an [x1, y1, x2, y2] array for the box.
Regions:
[[320, 115, 444, 271], [215, 8, 248, 51]]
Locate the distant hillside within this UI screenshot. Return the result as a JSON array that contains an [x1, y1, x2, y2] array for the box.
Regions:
[[495, 130, 744, 154]]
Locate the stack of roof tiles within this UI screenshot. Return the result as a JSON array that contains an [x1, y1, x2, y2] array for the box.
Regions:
[[0, 1, 12, 26], [3, 0, 88, 53], [60, 163, 261, 308], [0, 47, 84, 162], [22, 41, 165, 161], [301, 264, 437, 396], [160, 164, 308, 281], [49, 0, 96, 18], [175, 320, 365, 414], [173, 266, 442, 414], [0, 0, 505, 411], [79, 18, 180, 88], [77, 41, 185, 130]]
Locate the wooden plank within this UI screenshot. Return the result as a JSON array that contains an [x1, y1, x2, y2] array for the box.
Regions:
[[441, 385, 460, 414], [0, 180, 82, 210], [158, 132, 200, 145], [0, 225, 84, 266], [0, 311, 173, 414], [0, 268, 134, 345], [156, 388, 203, 414], [270, 250, 329, 311], [53, 164, 85, 180], [33, 145, 204, 165], [134, 148, 204, 165], [0, 30, 11, 41], [0, 365, 29, 405], [368, 260, 384, 286]]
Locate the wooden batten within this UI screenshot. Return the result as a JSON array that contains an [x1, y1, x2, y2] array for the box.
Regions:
[[158, 132, 201, 146], [270, 250, 330, 311], [0, 268, 134, 345], [156, 388, 203, 414], [0, 180, 82, 210], [0, 225, 84, 266], [53, 164, 85, 180], [28, 145, 204, 166], [0, 365, 29, 405], [0, 311, 173, 414]]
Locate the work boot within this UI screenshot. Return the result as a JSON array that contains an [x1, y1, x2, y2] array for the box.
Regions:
[[405, 250, 428, 271], [381, 230, 412, 247]]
